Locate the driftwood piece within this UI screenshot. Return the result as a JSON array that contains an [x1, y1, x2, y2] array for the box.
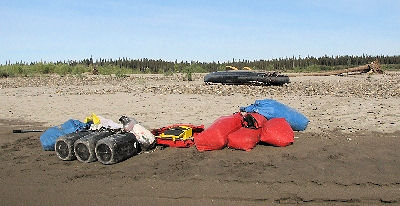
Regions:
[[289, 61, 383, 77]]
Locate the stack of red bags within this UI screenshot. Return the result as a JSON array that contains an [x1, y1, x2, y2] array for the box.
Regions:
[[195, 112, 294, 152]]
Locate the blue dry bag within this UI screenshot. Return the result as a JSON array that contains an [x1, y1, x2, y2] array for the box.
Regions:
[[240, 99, 309, 131], [40, 119, 87, 150]]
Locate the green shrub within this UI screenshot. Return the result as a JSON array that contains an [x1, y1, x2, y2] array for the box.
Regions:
[[71, 65, 88, 75], [54, 64, 72, 75], [163, 67, 174, 76], [381, 64, 400, 71], [31, 63, 55, 74], [185, 70, 192, 81], [182, 66, 193, 81], [115, 68, 128, 78]]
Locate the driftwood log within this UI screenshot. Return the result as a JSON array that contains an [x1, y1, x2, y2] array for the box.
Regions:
[[288, 61, 383, 77]]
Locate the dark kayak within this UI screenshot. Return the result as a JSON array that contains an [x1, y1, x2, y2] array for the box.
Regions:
[[204, 70, 290, 85]]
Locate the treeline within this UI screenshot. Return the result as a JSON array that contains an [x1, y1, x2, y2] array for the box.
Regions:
[[3, 54, 400, 73]]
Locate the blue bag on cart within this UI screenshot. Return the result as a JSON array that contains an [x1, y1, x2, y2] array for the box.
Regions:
[[40, 119, 87, 151]]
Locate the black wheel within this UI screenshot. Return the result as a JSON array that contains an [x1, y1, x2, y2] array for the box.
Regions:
[[96, 143, 112, 163], [55, 141, 69, 159], [75, 143, 90, 161]]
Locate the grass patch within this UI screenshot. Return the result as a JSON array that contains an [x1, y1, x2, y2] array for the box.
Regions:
[[182, 65, 206, 81], [381, 64, 400, 71]]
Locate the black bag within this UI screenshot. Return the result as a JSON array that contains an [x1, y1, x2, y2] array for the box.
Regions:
[[74, 131, 114, 163], [95, 132, 139, 165], [55, 131, 90, 161]]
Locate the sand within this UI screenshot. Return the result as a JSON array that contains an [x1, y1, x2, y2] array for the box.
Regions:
[[1, 73, 400, 205]]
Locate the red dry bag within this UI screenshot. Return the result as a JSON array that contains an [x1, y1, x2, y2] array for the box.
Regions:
[[227, 127, 261, 151], [243, 112, 267, 129], [195, 113, 243, 151], [260, 118, 294, 147]]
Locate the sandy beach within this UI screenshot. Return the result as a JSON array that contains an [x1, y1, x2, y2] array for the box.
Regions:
[[1, 72, 400, 205]]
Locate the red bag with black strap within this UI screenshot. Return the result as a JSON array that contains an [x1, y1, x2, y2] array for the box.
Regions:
[[242, 112, 267, 129], [227, 113, 266, 151], [195, 112, 243, 151], [260, 118, 294, 147]]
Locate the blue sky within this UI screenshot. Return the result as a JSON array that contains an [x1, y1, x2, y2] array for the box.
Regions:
[[1, 0, 399, 63]]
